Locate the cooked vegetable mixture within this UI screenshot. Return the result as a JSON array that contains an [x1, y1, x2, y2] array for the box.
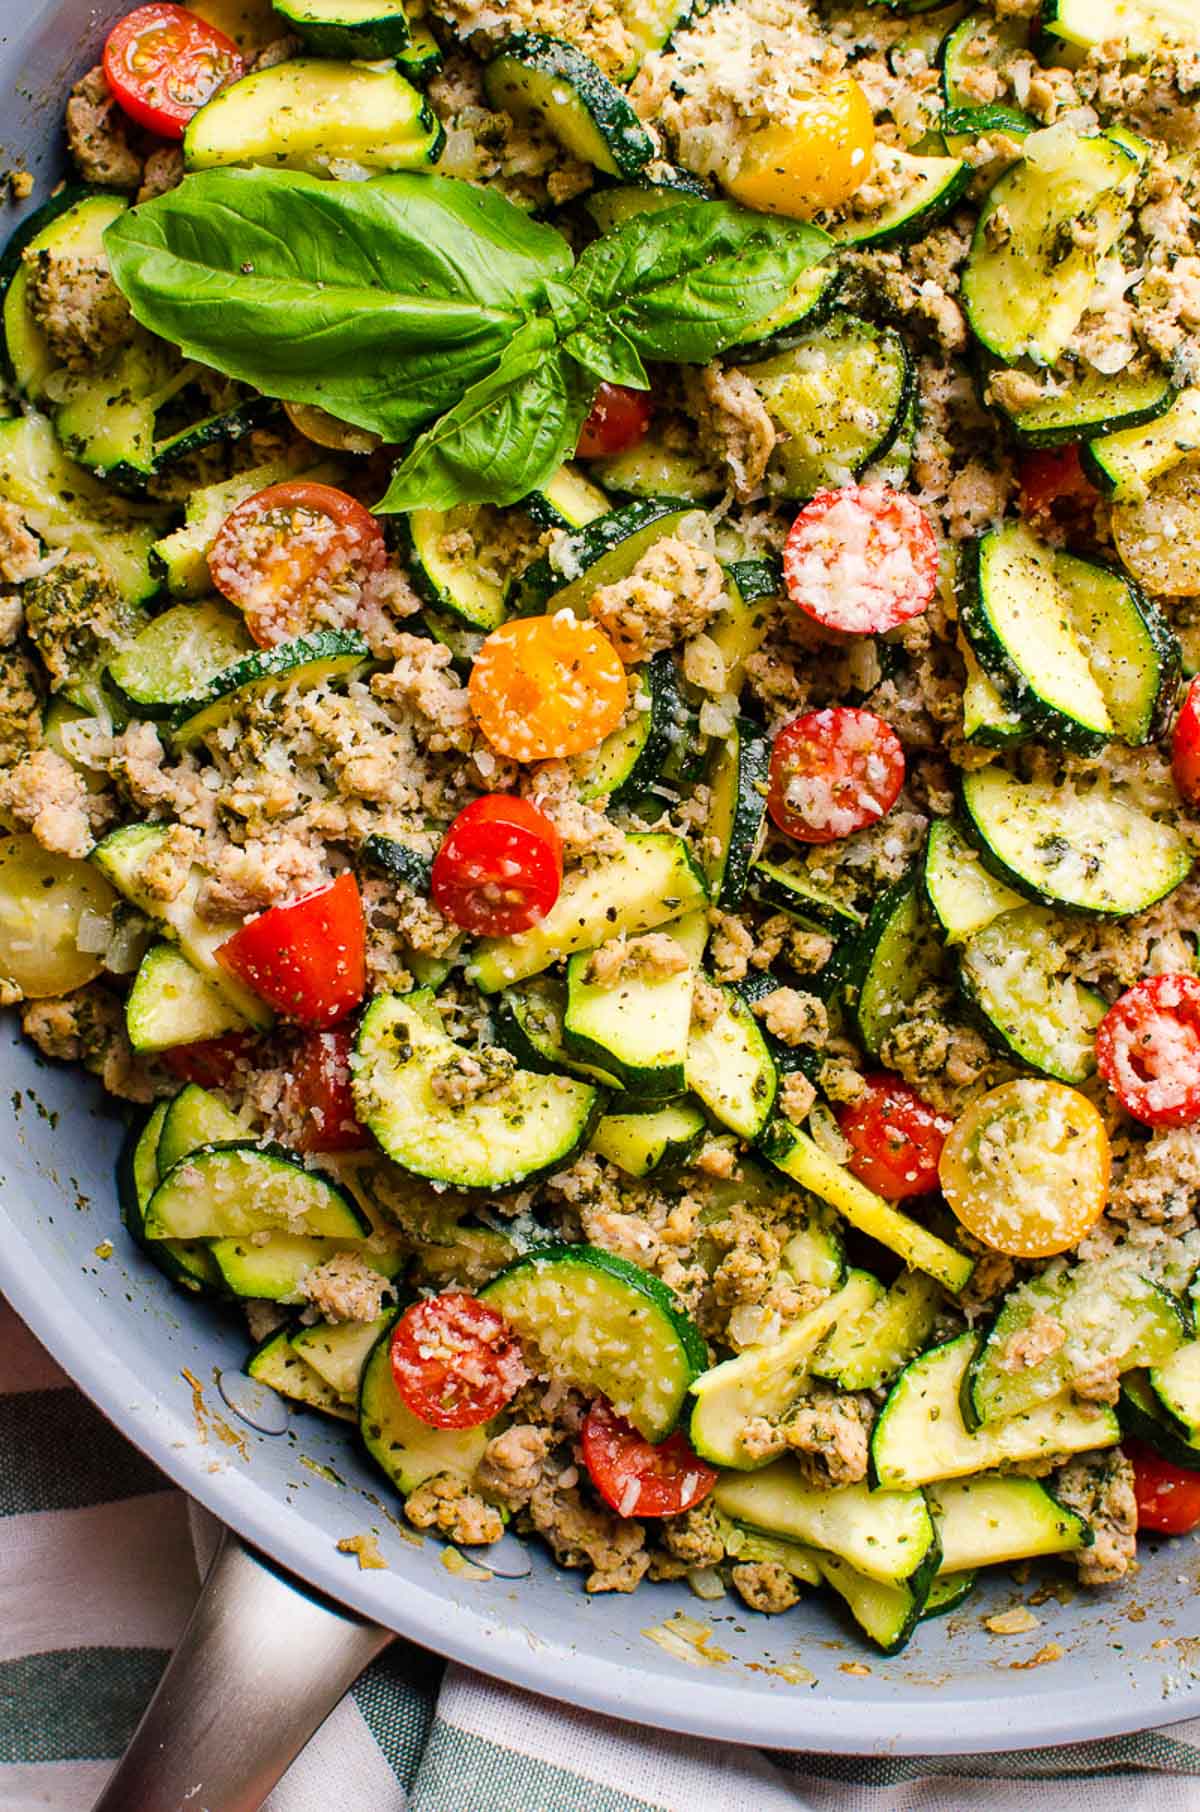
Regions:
[[3, 0, 1200, 1657]]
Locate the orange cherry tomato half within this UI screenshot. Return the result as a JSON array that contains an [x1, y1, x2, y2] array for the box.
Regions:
[[783, 485, 938, 636], [581, 1399, 718, 1518], [1172, 676, 1200, 809], [1096, 974, 1200, 1129], [208, 481, 386, 647], [288, 1028, 367, 1153], [767, 706, 905, 844], [104, 3, 243, 138], [216, 872, 366, 1029], [432, 795, 563, 937], [390, 1292, 527, 1430], [577, 383, 654, 458], [837, 1074, 951, 1199], [1128, 1441, 1200, 1534], [468, 615, 628, 762]]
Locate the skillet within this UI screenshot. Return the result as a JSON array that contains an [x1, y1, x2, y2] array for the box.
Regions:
[[3, 9, 1200, 1800]]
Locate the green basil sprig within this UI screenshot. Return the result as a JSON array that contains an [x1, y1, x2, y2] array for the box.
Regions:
[[105, 167, 833, 512]]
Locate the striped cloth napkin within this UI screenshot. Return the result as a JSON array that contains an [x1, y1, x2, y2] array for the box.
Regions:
[[6, 1299, 1200, 1812]]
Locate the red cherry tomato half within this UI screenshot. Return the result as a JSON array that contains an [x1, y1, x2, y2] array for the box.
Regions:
[[1128, 1440, 1200, 1534], [104, 3, 243, 138], [288, 1029, 367, 1153], [208, 481, 386, 647], [782, 485, 938, 636], [576, 383, 654, 459], [161, 1030, 257, 1088], [217, 872, 366, 1029], [1172, 677, 1200, 809], [390, 1292, 527, 1430], [431, 795, 563, 937], [767, 706, 905, 845], [1096, 974, 1200, 1129], [836, 1074, 951, 1199], [1016, 444, 1097, 538], [581, 1399, 718, 1518]]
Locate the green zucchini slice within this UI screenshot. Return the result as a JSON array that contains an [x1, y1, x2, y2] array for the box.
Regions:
[[170, 630, 371, 746], [1, 188, 130, 400], [564, 910, 707, 1098], [1054, 552, 1180, 745], [400, 505, 511, 631], [576, 650, 692, 805], [991, 361, 1177, 449], [156, 1082, 243, 1173], [1149, 1341, 1200, 1446], [1039, 0, 1197, 57], [146, 1142, 369, 1241], [125, 942, 249, 1054], [248, 1326, 355, 1421], [271, 0, 412, 57], [849, 871, 945, 1059], [715, 1465, 940, 1590], [958, 765, 1193, 917], [210, 1230, 402, 1302], [117, 1103, 225, 1296], [960, 639, 1027, 747], [483, 35, 655, 177], [292, 1313, 395, 1401], [958, 904, 1106, 1083], [829, 147, 969, 247], [524, 462, 611, 531], [491, 976, 619, 1086], [811, 1270, 943, 1393], [514, 498, 696, 618], [184, 59, 444, 173], [588, 1099, 707, 1175], [686, 980, 777, 1139], [352, 989, 599, 1189], [107, 600, 254, 719], [482, 1244, 707, 1441], [703, 716, 770, 910], [748, 859, 863, 934], [923, 817, 1023, 944], [589, 434, 721, 505], [929, 1475, 1091, 1571], [1082, 387, 1200, 499], [359, 1306, 489, 1490], [1121, 1370, 1200, 1471]]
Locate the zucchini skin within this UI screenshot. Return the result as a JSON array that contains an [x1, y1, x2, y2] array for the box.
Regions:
[[272, 0, 414, 58], [514, 498, 693, 617]]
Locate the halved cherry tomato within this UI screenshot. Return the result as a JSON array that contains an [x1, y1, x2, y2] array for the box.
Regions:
[[161, 1031, 257, 1087], [217, 873, 365, 1029], [468, 615, 628, 762], [104, 3, 243, 139], [724, 76, 875, 218], [1016, 444, 1097, 539], [390, 1291, 527, 1430], [582, 1399, 718, 1518], [783, 485, 938, 636], [288, 1029, 367, 1153], [432, 795, 562, 937], [1128, 1440, 1200, 1534], [208, 481, 386, 647], [1096, 974, 1200, 1129], [576, 383, 654, 458], [837, 1074, 951, 1199], [1172, 677, 1200, 808], [767, 706, 905, 844]]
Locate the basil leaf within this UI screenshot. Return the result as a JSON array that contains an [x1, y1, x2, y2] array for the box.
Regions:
[[565, 323, 648, 390], [105, 167, 572, 442], [376, 321, 594, 513], [573, 201, 834, 364]]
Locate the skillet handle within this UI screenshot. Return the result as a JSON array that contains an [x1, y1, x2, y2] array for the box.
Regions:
[[91, 1529, 394, 1812]]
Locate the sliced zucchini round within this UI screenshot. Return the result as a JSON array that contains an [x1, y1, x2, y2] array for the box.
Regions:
[[1112, 455, 1200, 599], [399, 505, 510, 631], [703, 715, 770, 911], [582, 167, 710, 236], [990, 360, 1177, 449], [0, 188, 129, 400], [514, 498, 697, 618], [490, 975, 619, 1086], [210, 1229, 402, 1302], [359, 1306, 489, 1492], [1054, 550, 1180, 745], [482, 1243, 707, 1440], [929, 1475, 1091, 1573], [563, 910, 706, 1099], [156, 1082, 244, 1174], [923, 816, 1023, 945], [524, 462, 611, 532], [352, 989, 599, 1189], [960, 637, 1028, 748], [1148, 1340, 1200, 1446], [117, 1102, 225, 1296], [145, 1141, 368, 1241], [685, 979, 777, 1139], [588, 434, 721, 505], [958, 904, 1105, 1084], [107, 600, 254, 719], [829, 147, 969, 248], [271, 0, 413, 57], [292, 1312, 394, 1402], [588, 1099, 707, 1176], [125, 942, 249, 1054], [184, 59, 444, 174], [170, 629, 371, 746], [940, 7, 1028, 109], [482, 35, 655, 178], [811, 1270, 942, 1394], [959, 765, 1193, 917], [848, 872, 946, 1059], [358, 833, 433, 894], [575, 649, 691, 805], [1082, 387, 1200, 499], [714, 1464, 940, 1591], [248, 1325, 355, 1421], [1120, 1370, 1200, 1472], [749, 858, 863, 934]]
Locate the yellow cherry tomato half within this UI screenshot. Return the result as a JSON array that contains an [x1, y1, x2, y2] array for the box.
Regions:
[[939, 1078, 1110, 1260], [724, 76, 876, 219]]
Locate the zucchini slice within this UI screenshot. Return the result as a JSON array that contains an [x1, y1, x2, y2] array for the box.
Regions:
[[1040, 0, 1198, 56], [397, 24, 443, 83], [960, 639, 1027, 748], [582, 166, 710, 233], [703, 716, 770, 910], [961, 125, 1140, 367], [686, 980, 777, 1140], [1112, 455, 1200, 600], [157, 1082, 243, 1173], [870, 1331, 1120, 1490], [958, 521, 1114, 753], [743, 313, 912, 500], [1121, 1369, 1200, 1471], [921, 1571, 977, 1619], [924, 817, 1023, 944], [210, 1229, 402, 1301], [117, 1103, 225, 1296], [271, 0, 412, 56], [848, 871, 945, 1059], [482, 1244, 707, 1441], [829, 146, 969, 247], [170, 629, 371, 746], [958, 765, 1192, 917], [466, 832, 708, 992], [353, 989, 599, 1188], [958, 904, 1105, 1084], [359, 1306, 489, 1490], [524, 462, 610, 532], [748, 859, 863, 934], [1149, 1340, 1200, 1446], [483, 35, 655, 178], [814, 1551, 932, 1656], [146, 1142, 369, 1240], [248, 1326, 355, 1421], [929, 1475, 1091, 1572], [400, 505, 510, 631], [1054, 552, 1180, 745], [588, 1099, 707, 1176], [991, 361, 1177, 450], [491, 975, 618, 1085], [811, 1269, 943, 1393], [780, 1212, 846, 1293], [589, 433, 721, 505], [1, 188, 129, 401], [514, 498, 695, 618], [125, 942, 249, 1054], [92, 822, 273, 1028], [689, 1273, 879, 1469], [292, 1312, 394, 1401], [575, 650, 691, 805], [940, 9, 1028, 110], [714, 1465, 940, 1590], [966, 1260, 1186, 1427], [722, 264, 841, 364], [184, 59, 444, 173], [708, 560, 776, 695], [107, 600, 254, 719], [761, 1120, 975, 1294], [564, 910, 707, 1098], [1082, 387, 1200, 499]]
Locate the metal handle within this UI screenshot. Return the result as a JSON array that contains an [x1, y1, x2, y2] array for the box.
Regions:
[[92, 1530, 394, 1812]]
